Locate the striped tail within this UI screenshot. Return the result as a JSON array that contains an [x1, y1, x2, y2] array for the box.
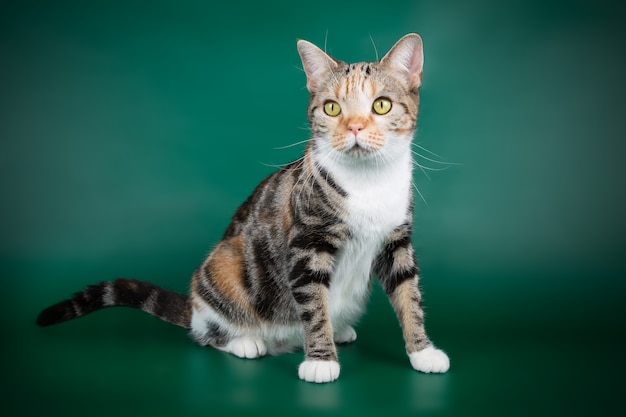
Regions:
[[36, 278, 191, 329]]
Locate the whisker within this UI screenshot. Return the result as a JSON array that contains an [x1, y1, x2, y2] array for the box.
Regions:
[[410, 156, 454, 172], [411, 149, 460, 166], [412, 157, 432, 180], [374, 148, 382, 173], [293, 154, 313, 209], [369, 34, 379, 61], [320, 33, 340, 88], [258, 156, 304, 170], [412, 142, 445, 159], [377, 145, 395, 173], [324, 29, 329, 54], [273, 139, 310, 150], [412, 179, 428, 207]]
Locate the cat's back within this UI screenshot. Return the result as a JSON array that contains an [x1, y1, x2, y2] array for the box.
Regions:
[[221, 160, 302, 240]]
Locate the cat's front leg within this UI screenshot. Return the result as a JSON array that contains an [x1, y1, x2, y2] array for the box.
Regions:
[[393, 278, 450, 373], [290, 256, 339, 383], [374, 235, 450, 374]]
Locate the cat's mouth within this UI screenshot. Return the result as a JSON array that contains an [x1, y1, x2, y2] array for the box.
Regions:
[[346, 143, 374, 158]]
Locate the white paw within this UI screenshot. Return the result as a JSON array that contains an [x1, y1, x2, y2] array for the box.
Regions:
[[409, 346, 450, 373], [298, 360, 340, 383], [334, 326, 357, 344], [223, 337, 267, 359]]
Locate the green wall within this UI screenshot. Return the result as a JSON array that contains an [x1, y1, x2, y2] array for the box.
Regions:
[[2, 0, 624, 416]]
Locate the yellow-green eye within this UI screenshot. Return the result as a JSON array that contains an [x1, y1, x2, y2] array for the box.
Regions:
[[372, 97, 392, 115], [324, 100, 341, 117]]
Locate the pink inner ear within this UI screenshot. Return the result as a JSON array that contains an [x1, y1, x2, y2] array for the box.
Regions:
[[297, 40, 338, 93], [409, 47, 424, 79], [403, 41, 423, 89], [381, 34, 424, 89]]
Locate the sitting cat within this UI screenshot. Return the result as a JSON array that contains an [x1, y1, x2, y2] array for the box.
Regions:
[[37, 33, 450, 383]]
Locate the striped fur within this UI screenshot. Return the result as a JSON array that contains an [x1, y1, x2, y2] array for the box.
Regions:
[[36, 33, 449, 383], [37, 278, 190, 328]]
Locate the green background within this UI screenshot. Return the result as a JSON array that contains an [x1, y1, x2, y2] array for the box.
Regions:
[[2, 0, 624, 416]]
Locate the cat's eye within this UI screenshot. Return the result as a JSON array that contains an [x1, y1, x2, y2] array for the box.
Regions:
[[324, 100, 341, 117], [372, 97, 392, 115]]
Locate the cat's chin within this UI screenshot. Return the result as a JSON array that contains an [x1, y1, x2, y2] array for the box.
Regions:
[[342, 144, 378, 160]]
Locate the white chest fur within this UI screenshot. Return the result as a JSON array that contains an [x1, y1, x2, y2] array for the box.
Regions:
[[317, 151, 413, 329]]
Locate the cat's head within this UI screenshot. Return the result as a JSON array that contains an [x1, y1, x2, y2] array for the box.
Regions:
[[297, 34, 423, 163]]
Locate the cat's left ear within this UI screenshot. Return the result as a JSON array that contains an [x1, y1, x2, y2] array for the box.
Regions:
[[380, 33, 424, 90], [297, 39, 339, 93]]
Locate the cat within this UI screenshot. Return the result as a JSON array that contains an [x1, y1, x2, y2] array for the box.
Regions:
[[37, 33, 450, 383]]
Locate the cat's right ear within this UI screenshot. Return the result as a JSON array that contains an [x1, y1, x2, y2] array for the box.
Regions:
[[297, 40, 339, 93]]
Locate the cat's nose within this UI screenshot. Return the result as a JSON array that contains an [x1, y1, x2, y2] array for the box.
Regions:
[[348, 123, 364, 136]]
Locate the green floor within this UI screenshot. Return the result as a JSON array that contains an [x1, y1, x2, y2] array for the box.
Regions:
[[6, 263, 625, 416], [2, 1, 625, 416]]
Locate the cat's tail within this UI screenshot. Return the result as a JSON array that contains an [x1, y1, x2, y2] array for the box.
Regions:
[[36, 278, 192, 329]]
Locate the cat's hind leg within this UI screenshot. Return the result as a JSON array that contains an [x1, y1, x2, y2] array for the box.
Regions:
[[190, 302, 268, 359], [334, 326, 357, 344], [218, 336, 268, 359], [192, 319, 268, 359]]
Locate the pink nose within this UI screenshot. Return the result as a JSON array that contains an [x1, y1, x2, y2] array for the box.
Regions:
[[348, 123, 364, 136]]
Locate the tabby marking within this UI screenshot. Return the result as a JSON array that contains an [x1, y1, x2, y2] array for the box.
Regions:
[[37, 33, 450, 383]]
